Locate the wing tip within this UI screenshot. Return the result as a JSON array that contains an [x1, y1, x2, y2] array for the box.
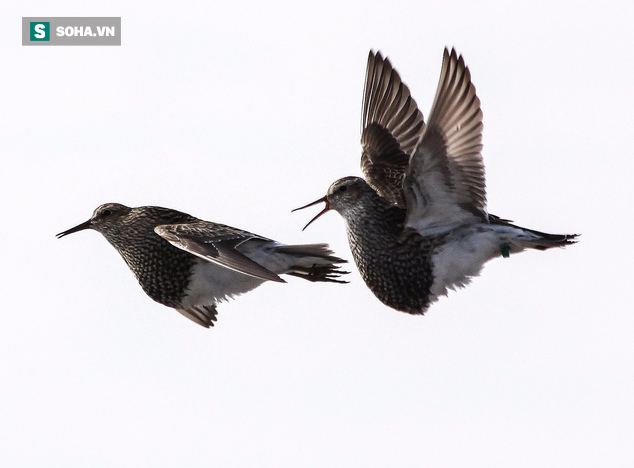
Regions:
[[176, 304, 219, 328]]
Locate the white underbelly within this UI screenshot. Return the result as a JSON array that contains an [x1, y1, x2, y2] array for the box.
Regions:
[[180, 259, 266, 309], [429, 227, 502, 298]]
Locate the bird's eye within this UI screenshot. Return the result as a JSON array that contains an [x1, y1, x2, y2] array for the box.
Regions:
[[338, 185, 348, 193], [102, 209, 112, 217]]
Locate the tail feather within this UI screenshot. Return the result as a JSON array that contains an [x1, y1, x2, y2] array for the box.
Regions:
[[490, 214, 579, 251], [286, 264, 350, 283], [520, 230, 579, 250], [274, 243, 347, 263], [275, 243, 349, 283]]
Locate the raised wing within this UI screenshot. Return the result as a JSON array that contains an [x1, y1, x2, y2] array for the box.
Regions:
[[155, 222, 285, 283], [361, 51, 425, 207], [404, 48, 486, 233]]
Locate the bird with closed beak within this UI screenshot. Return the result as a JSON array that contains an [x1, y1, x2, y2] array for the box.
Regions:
[[58, 203, 348, 327]]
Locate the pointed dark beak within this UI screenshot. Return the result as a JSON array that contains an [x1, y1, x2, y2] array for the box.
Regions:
[[56, 219, 92, 238], [292, 196, 331, 231]]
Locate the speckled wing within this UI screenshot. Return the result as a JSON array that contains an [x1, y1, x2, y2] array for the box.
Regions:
[[154, 222, 285, 283], [360, 51, 425, 207], [404, 48, 486, 234]]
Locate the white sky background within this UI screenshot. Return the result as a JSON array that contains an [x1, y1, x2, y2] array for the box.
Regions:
[[2, 0, 633, 466]]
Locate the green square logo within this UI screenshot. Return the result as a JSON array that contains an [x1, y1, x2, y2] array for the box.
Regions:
[[30, 22, 50, 41]]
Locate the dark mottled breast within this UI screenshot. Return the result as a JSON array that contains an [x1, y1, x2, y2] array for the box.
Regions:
[[345, 200, 438, 314], [103, 207, 200, 308], [118, 237, 197, 308]]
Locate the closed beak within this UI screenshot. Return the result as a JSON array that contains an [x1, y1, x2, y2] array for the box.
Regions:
[[56, 219, 92, 238]]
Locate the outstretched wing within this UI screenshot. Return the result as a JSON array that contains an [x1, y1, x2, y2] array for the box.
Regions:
[[155, 222, 285, 283], [404, 48, 486, 234], [361, 51, 425, 207]]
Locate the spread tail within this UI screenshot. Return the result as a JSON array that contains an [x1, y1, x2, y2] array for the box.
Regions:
[[275, 243, 349, 283]]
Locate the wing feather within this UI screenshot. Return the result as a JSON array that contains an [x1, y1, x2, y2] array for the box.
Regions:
[[360, 51, 425, 207], [404, 48, 486, 234], [155, 222, 285, 283]]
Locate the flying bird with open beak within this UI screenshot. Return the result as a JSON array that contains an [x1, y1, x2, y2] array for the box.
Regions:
[[294, 48, 578, 314]]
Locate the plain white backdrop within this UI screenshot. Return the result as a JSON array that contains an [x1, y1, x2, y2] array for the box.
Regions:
[[2, 1, 633, 466]]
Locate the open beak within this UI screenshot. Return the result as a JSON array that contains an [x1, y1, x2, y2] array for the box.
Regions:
[[56, 219, 92, 238], [292, 196, 331, 231]]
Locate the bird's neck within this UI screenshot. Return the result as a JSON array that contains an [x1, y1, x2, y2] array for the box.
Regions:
[[342, 193, 407, 242]]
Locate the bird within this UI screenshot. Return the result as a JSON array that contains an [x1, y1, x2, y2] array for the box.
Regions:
[[294, 48, 578, 314], [57, 203, 348, 327]]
